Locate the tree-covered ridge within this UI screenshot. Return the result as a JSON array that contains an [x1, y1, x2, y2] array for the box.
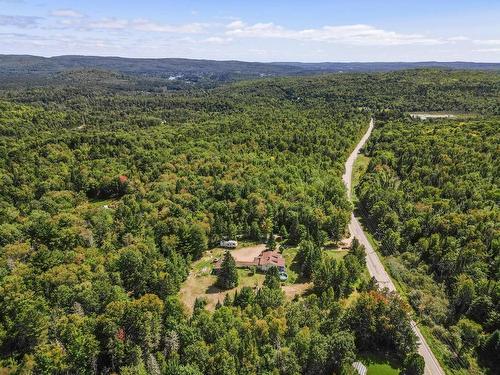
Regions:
[[2, 68, 499, 117], [357, 116, 499, 372]]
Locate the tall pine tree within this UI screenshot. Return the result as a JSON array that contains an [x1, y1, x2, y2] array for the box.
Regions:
[[217, 251, 239, 290], [266, 233, 277, 252]]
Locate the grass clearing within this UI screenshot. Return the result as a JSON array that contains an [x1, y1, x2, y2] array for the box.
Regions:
[[87, 197, 118, 208], [367, 363, 399, 375], [236, 268, 266, 288], [325, 249, 349, 261], [358, 351, 401, 375]]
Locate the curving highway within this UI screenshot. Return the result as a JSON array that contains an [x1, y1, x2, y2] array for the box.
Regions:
[[343, 118, 445, 375]]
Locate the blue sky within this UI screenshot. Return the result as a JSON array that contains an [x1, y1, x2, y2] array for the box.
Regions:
[[1, 0, 499, 61]]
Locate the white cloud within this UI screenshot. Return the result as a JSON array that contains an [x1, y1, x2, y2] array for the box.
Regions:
[[51, 9, 84, 18], [226, 20, 245, 30], [204, 36, 233, 44], [473, 39, 500, 45], [132, 19, 206, 33], [227, 22, 291, 38], [447, 36, 470, 42], [226, 22, 444, 46], [87, 17, 206, 34]]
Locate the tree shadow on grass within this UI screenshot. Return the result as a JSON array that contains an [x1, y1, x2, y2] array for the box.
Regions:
[[205, 284, 224, 294]]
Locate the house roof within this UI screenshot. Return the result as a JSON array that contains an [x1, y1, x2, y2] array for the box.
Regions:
[[254, 250, 285, 267]]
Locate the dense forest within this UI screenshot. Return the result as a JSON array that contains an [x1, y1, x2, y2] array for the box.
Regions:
[[357, 116, 499, 373], [0, 68, 499, 374]]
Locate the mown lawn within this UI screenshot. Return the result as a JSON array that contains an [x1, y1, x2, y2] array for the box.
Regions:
[[367, 363, 399, 375], [358, 352, 400, 375], [325, 249, 349, 261]]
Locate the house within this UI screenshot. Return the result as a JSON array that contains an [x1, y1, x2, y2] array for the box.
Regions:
[[220, 240, 238, 248], [253, 250, 285, 272], [213, 249, 286, 274]]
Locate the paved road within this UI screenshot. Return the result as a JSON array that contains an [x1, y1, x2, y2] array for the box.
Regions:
[[343, 119, 445, 375]]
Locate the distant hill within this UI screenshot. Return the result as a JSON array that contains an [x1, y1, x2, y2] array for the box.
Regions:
[[272, 61, 500, 72], [1, 55, 499, 76], [0, 55, 303, 77], [0, 54, 498, 89]]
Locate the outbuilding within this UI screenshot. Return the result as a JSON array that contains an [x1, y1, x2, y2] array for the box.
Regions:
[[352, 361, 367, 375]]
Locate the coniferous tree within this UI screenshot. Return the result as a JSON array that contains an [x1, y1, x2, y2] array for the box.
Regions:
[[401, 352, 425, 375], [298, 240, 322, 279], [264, 266, 281, 290], [266, 233, 277, 252], [217, 252, 238, 290], [234, 286, 255, 308]]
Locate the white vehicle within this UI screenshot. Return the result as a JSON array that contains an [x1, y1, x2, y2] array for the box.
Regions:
[[220, 240, 238, 248]]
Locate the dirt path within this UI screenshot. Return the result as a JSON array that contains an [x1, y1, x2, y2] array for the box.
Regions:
[[344, 118, 444, 375]]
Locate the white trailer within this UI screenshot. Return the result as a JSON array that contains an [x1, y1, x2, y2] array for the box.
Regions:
[[220, 240, 238, 248]]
